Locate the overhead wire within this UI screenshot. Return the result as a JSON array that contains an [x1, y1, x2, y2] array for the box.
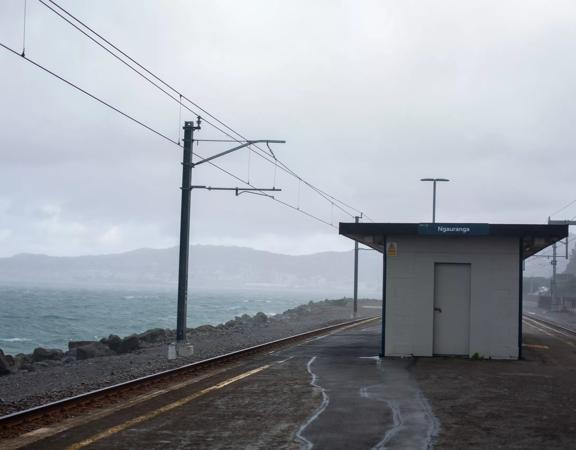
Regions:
[[0, 40, 336, 229], [21, 0, 27, 57], [0, 42, 179, 145], [39, 0, 370, 222], [550, 198, 576, 219]]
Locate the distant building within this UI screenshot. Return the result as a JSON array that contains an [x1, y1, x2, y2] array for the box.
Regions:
[[340, 222, 567, 359]]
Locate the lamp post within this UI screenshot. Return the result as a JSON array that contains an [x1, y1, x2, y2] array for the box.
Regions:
[[420, 178, 449, 223]]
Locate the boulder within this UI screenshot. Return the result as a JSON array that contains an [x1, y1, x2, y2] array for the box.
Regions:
[[116, 335, 141, 354], [14, 354, 34, 371], [76, 342, 115, 360], [68, 341, 97, 351], [138, 328, 168, 343], [101, 335, 122, 353], [253, 312, 268, 325], [32, 347, 64, 362], [0, 350, 13, 376], [194, 324, 216, 333], [238, 314, 252, 325], [224, 319, 237, 328]]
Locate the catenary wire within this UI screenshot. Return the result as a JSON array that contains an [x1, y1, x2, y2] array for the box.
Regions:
[[550, 198, 576, 218], [40, 0, 369, 221], [42, 0, 364, 219], [0, 42, 179, 145], [0, 40, 336, 229]]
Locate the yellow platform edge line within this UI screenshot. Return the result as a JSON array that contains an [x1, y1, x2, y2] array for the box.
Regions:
[[66, 364, 270, 450]]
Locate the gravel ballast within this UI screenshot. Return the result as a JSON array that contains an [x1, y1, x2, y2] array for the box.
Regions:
[[0, 298, 380, 416]]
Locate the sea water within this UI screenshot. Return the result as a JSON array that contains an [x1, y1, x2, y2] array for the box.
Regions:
[[0, 284, 354, 355]]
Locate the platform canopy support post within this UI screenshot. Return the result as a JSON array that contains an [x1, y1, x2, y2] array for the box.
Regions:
[[380, 236, 387, 358], [353, 215, 360, 317]]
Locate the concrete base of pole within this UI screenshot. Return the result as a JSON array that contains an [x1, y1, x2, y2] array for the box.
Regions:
[[168, 342, 194, 359], [177, 342, 194, 357], [167, 343, 176, 360]]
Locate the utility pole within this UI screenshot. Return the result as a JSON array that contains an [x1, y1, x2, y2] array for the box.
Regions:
[[173, 118, 285, 357], [353, 215, 361, 317], [176, 119, 201, 347], [547, 218, 576, 302], [551, 242, 558, 298]]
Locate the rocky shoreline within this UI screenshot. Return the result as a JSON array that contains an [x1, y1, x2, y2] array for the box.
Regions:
[[0, 298, 380, 416]]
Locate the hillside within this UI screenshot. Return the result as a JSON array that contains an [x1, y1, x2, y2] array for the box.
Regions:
[[0, 245, 382, 292]]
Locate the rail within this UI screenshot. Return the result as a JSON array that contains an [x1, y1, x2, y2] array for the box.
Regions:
[[523, 313, 576, 337], [0, 315, 379, 435]]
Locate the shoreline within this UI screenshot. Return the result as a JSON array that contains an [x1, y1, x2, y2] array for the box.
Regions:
[[0, 285, 375, 355], [0, 298, 380, 416]]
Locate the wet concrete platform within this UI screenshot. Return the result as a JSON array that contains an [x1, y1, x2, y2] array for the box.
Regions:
[[18, 320, 439, 449]]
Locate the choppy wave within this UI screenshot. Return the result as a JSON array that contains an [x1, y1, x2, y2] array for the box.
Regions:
[[0, 285, 352, 355]]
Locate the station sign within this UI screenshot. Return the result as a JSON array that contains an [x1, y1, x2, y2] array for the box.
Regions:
[[418, 223, 490, 236]]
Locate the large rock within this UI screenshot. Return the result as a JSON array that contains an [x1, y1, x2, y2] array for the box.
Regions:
[[138, 328, 168, 343], [76, 342, 115, 360], [32, 347, 64, 362], [237, 314, 252, 325], [68, 340, 97, 351], [193, 324, 216, 333], [0, 350, 13, 376], [253, 312, 268, 325], [224, 319, 237, 329], [14, 354, 34, 371], [116, 335, 141, 354], [100, 335, 122, 353]]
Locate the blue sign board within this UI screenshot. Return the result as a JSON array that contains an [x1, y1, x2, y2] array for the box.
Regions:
[[418, 223, 490, 236]]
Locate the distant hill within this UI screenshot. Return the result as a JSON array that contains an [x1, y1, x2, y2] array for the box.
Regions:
[[0, 245, 383, 292]]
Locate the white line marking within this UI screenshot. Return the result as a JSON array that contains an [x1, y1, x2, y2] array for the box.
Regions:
[[277, 356, 295, 364], [360, 360, 439, 450], [417, 389, 441, 450], [294, 356, 330, 450], [372, 398, 403, 449]]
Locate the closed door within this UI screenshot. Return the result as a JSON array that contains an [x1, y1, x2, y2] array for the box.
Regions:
[[433, 263, 471, 355]]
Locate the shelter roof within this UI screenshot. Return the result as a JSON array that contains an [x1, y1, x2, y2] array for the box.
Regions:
[[339, 222, 568, 258]]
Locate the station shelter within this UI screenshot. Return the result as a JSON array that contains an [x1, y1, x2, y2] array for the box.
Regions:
[[339, 222, 568, 359]]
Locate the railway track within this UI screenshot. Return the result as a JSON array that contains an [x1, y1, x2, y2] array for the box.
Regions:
[[0, 316, 378, 440], [523, 313, 576, 338]]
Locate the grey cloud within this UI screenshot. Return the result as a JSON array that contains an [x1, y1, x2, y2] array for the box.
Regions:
[[1, 0, 576, 257]]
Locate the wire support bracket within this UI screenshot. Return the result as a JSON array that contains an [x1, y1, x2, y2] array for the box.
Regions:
[[190, 185, 281, 198], [191, 140, 285, 167]]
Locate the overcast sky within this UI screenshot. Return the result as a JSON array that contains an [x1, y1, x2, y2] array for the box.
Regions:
[[1, 0, 576, 257]]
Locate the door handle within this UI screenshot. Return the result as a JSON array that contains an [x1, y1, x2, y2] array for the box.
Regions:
[[434, 307, 442, 313]]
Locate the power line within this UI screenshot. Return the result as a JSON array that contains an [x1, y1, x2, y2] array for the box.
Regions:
[[0, 40, 337, 229], [550, 198, 576, 218], [0, 42, 179, 145], [42, 0, 365, 220], [39, 0, 370, 222]]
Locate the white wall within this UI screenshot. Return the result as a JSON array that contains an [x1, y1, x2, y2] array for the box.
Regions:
[[385, 236, 520, 359]]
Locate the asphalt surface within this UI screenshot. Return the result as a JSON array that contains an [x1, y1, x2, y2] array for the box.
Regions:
[[413, 314, 576, 449], [14, 319, 439, 450]]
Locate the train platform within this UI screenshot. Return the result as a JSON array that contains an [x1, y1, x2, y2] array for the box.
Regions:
[[7, 314, 576, 449], [13, 319, 438, 449]]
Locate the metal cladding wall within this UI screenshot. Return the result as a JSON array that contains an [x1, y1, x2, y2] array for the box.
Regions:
[[385, 235, 520, 359]]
